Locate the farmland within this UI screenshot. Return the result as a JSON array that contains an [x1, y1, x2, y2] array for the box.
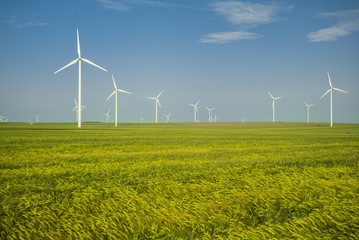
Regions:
[[1, 122, 359, 239]]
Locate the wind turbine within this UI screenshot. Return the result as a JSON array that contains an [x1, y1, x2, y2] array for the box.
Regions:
[[106, 75, 132, 127], [268, 92, 283, 122], [147, 90, 163, 123], [189, 100, 200, 123], [54, 29, 107, 128], [205, 106, 215, 123], [36, 115, 39, 123], [320, 72, 348, 127], [164, 113, 171, 123], [140, 116, 145, 123], [304, 102, 314, 123], [72, 98, 85, 122], [214, 114, 219, 122], [241, 117, 245, 123], [103, 109, 111, 123]]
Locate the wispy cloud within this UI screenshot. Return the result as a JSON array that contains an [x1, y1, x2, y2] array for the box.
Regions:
[[1, 14, 47, 29], [200, 1, 292, 44], [211, 1, 288, 26], [307, 9, 359, 42], [199, 31, 260, 44], [96, 0, 172, 11]]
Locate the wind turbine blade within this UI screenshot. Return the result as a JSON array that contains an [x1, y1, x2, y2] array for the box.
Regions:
[[189, 104, 195, 107], [275, 97, 283, 100], [309, 104, 314, 107], [195, 100, 200, 106], [304, 101, 308, 106], [72, 106, 77, 112], [327, 72, 332, 88], [54, 58, 78, 74], [117, 89, 132, 94], [333, 88, 348, 94], [157, 99, 161, 108], [112, 75, 117, 90], [268, 91, 274, 99], [74, 98, 78, 105], [147, 97, 156, 100], [106, 90, 116, 101], [157, 90, 163, 98], [77, 29, 81, 58], [82, 58, 107, 72], [205, 106, 210, 111], [320, 89, 331, 99]]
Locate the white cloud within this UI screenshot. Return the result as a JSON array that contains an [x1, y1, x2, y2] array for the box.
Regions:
[[2, 15, 47, 29], [211, 1, 290, 26], [96, 0, 172, 11], [199, 31, 260, 44], [307, 9, 359, 42], [200, 1, 291, 44]]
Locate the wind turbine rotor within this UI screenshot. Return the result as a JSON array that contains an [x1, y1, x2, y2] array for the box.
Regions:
[[106, 90, 116, 101], [81, 58, 107, 72], [320, 89, 331, 99], [53, 59, 79, 74], [77, 28, 81, 58], [333, 88, 348, 94]]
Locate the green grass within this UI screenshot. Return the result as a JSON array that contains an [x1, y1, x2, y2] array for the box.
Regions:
[[1, 122, 359, 239]]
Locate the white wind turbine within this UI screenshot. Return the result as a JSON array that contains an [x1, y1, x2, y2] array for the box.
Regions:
[[189, 100, 200, 123], [214, 114, 219, 122], [103, 109, 111, 123], [164, 113, 171, 123], [54, 29, 107, 128], [140, 116, 145, 123], [106, 75, 132, 127], [320, 72, 348, 127], [205, 106, 215, 123], [72, 98, 85, 122], [36, 114, 39, 123], [147, 90, 163, 123], [268, 92, 283, 122], [304, 102, 314, 123]]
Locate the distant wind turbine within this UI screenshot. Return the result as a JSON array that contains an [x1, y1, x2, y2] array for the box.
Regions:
[[189, 100, 200, 123], [36, 114, 39, 123], [147, 90, 163, 123], [54, 29, 107, 128], [241, 117, 245, 123], [140, 116, 145, 123], [214, 114, 219, 122], [320, 72, 348, 127], [304, 102, 314, 123], [268, 92, 283, 122], [205, 106, 215, 123], [106, 75, 132, 127], [103, 109, 111, 123], [164, 113, 171, 123], [72, 98, 85, 122]]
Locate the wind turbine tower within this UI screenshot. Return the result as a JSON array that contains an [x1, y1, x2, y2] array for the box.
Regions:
[[164, 113, 171, 123], [147, 90, 163, 123], [268, 92, 283, 122], [103, 109, 111, 123], [189, 100, 200, 123], [304, 102, 314, 123], [106, 75, 132, 127], [320, 72, 348, 127], [205, 106, 215, 123], [54, 29, 107, 128]]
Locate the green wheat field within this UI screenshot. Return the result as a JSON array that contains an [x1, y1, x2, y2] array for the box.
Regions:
[[1, 122, 358, 239]]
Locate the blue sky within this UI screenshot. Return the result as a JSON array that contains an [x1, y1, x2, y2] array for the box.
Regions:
[[0, 0, 358, 123]]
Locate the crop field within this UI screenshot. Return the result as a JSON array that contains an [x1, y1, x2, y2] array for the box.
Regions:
[[1, 122, 359, 239]]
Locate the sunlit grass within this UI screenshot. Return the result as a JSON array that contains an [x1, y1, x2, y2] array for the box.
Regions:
[[1, 122, 358, 239]]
